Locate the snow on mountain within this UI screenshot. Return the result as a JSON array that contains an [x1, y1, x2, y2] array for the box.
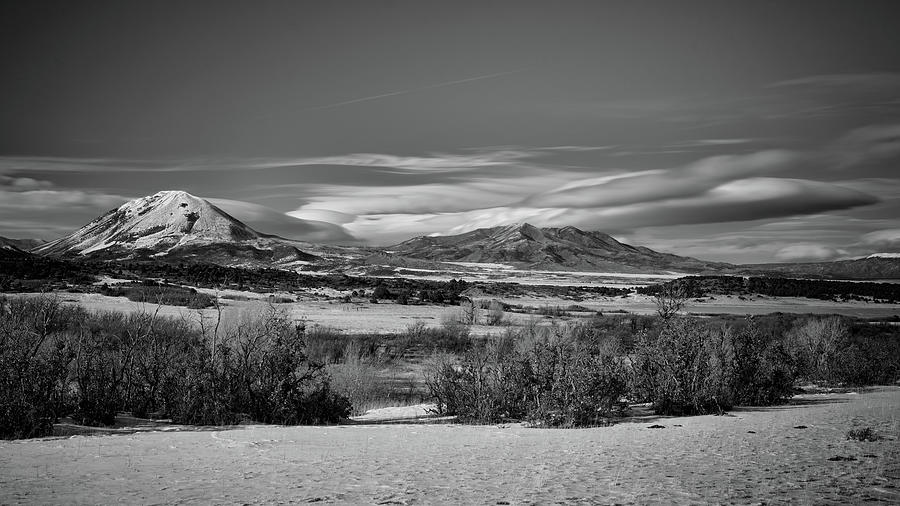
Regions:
[[867, 252, 900, 259], [34, 190, 317, 264], [390, 223, 730, 273]]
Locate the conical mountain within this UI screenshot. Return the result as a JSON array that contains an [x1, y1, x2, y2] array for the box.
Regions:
[[390, 223, 730, 273], [34, 190, 317, 265]]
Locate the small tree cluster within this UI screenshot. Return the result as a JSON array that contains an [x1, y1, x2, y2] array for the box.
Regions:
[[426, 326, 629, 427]]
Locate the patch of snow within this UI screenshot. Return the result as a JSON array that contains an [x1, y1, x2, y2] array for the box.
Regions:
[[446, 261, 516, 270]]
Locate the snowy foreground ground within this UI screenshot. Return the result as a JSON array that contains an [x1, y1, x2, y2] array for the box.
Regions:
[[2, 389, 899, 505]]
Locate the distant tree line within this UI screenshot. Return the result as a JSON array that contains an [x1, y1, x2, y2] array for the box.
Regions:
[[1, 255, 629, 304], [638, 275, 900, 304], [98, 280, 216, 309], [0, 253, 95, 291]]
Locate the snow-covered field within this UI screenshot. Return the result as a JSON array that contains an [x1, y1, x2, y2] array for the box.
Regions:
[[21, 289, 900, 337], [2, 388, 898, 504]]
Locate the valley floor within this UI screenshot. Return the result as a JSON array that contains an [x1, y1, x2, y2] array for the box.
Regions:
[[2, 388, 898, 505], [36, 291, 900, 336]]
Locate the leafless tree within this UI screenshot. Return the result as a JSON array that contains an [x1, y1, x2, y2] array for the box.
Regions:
[[787, 316, 849, 382], [485, 299, 505, 326], [653, 283, 690, 321], [459, 296, 477, 325]]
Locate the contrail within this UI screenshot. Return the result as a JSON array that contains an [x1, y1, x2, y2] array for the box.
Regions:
[[304, 69, 527, 112]]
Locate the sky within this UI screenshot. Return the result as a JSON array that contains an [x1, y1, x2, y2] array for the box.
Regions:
[[1, 0, 899, 263]]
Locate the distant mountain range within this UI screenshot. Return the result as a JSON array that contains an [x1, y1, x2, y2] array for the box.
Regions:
[[389, 222, 729, 274], [3, 190, 899, 279], [742, 257, 900, 280]]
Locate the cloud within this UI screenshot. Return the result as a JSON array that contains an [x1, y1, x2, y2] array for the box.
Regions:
[[0, 150, 540, 175], [775, 244, 841, 262], [322, 177, 876, 245], [249, 151, 535, 173], [0, 189, 128, 239], [345, 207, 569, 245], [279, 136, 882, 245], [860, 228, 900, 248], [667, 139, 754, 148], [769, 72, 900, 91], [775, 244, 842, 262], [525, 150, 800, 209], [832, 124, 900, 168], [0, 122, 892, 259], [537, 145, 617, 152], [296, 69, 528, 112], [0, 157, 156, 173], [207, 198, 358, 243], [0, 175, 54, 190], [289, 170, 584, 217], [761, 73, 900, 122], [552, 177, 877, 231]]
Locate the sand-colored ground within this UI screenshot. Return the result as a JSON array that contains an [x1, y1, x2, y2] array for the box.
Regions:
[[2, 388, 898, 505]]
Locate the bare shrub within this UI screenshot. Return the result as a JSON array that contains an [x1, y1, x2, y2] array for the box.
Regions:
[[633, 317, 795, 415], [522, 330, 629, 427], [458, 298, 477, 325], [830, 323, 900, 386], [424, 337, 526, 423], [632, 318, 734, 415], [440, 309, 471, 340], [786, 316, 849, 383], [326, 341, 401, 416], [425, 326, 629, 427], [536, 305, 568, 317], [304, 325, 351, 364], [484, 300, 506, 326], [730, 319, 795, 406], [1, 296, 351, 437], [653, 284, 690, 320], [846, 427, 879, 441], [0, 295, 76, 438], [210, 305, 350, 425]]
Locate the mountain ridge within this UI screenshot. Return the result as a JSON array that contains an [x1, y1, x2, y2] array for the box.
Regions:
[[389, 222, 732, 273], [741, 256, 900, 280], [19, 191, 900, 279]]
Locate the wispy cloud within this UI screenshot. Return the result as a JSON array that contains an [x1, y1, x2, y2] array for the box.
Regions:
[[300, 69, 528, 112], [861, 228, 900, 248], [666, 139, 754, 148], [207, 198, 358, 243], [245, 151, 536, 173], [768, 72, 900, 90], [0, 150, 540, 175], [774, 243, 843, 262], [2, 123, 897, 258]]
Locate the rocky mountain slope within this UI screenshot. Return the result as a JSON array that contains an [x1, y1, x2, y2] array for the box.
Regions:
[[389, 223, 731, 273], [33, 190, 317, 265], [742, 255, 900, 280]]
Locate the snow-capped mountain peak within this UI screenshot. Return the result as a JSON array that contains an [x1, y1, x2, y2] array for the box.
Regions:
[[33, 190, 314, 265]]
